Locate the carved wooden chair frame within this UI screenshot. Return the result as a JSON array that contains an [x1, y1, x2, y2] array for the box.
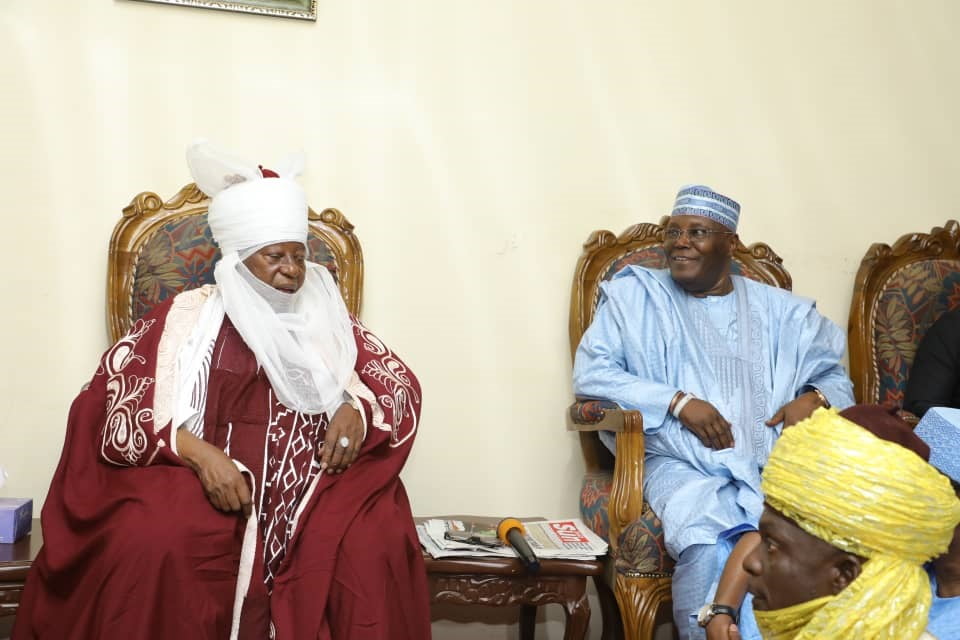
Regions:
[[567, 215, 790, 639], [848, 219, 960, 406], [107, 183, 363, 343]]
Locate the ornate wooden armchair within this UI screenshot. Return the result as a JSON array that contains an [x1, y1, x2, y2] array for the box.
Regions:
[[567, 216, 791, 640], [848, 220, 960, 408], [107, 183, 363, 341]]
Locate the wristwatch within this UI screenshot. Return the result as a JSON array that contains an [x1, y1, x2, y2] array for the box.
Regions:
[[697, 603, 738, 628], [802, 385, 831, 408]]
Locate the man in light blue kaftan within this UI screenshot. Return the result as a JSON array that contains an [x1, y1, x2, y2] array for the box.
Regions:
[[572, 185, 854, 640], [915, 408, 960, 640]]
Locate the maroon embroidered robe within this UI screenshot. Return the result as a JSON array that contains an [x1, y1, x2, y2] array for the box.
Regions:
[[13, 291, 430, 640]]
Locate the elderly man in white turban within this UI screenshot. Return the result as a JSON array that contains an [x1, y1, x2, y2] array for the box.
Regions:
[[14, 142, 430, 640], [573, 185, 854, 638]]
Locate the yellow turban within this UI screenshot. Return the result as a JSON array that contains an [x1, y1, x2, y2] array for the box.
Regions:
[[757, 408, 960, 639]]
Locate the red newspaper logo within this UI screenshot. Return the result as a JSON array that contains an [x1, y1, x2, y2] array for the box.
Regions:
[[549, 521, 588, 544]]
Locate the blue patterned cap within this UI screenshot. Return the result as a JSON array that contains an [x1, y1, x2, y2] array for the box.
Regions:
[[915, 407, 960, 484], [671, 184, 740, 231]]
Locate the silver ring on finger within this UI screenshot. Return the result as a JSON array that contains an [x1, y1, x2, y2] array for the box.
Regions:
[[339, 435, 350, 448]]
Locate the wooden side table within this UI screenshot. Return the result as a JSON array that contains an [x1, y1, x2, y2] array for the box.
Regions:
[[0, 519, 42, 620], [419, 517, 616, 640]]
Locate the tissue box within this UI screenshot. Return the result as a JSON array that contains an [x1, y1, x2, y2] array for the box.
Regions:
[[0, 498, 32, 543]]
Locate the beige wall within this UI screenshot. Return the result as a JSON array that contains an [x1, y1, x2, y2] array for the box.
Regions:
[[2, 0, 958, 637]]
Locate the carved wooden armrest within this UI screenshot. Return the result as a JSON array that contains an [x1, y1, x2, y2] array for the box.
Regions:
[[567, 399, 647, 548]]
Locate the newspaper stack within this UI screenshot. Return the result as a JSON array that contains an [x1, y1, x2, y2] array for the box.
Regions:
[[418, 517, 608, 560]]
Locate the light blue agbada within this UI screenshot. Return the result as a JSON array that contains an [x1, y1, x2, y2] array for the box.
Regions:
[[929, 572, 960, 640], [915, 410, 960, 640], [573, 266, 854, 559]]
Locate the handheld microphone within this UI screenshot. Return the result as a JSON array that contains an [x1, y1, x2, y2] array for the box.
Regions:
[[497, 518, 540, 573]]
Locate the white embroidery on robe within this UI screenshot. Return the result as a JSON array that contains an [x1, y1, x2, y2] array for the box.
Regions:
[[100, 319, 157, 466], [357, 325, 419, 447]]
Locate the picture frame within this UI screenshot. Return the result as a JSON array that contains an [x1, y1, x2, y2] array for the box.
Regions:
[[128, 0, 317, 21]]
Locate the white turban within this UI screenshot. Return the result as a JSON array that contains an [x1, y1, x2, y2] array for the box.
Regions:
[[187, 139, 308, 253], [179, 140, 357, 416], [208, 179, 307, 253]]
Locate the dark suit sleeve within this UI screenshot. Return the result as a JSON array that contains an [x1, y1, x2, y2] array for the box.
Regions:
[[904, 310, 960, 417]]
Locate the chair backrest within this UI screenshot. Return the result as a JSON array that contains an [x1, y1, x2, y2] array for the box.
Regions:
[[848, 220, 960, 406], [569, 216, 792, 469], [107, 183, 363, 343]]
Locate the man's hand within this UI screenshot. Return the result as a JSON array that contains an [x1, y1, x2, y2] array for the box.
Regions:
[[319, 402, 364, 474], [706, 614, 738, 640], [679, 398, 734, 450], [766, 391, 823, 429], [176, 430, 252, 516]]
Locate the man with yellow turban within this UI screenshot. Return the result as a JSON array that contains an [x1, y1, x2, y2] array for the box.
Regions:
[[734, 406, 960, 639]]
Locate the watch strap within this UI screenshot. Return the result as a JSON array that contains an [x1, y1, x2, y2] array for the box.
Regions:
[[712, 604, 738, 624], [698, 603, 739, 627]]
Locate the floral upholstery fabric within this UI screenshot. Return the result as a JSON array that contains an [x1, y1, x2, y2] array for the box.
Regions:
[[569, 399, 620, 425], [580, 471, 612, 538], [131, 214, 338, 323], [580, 471, 674, 575], [873, 259, 960, 405]]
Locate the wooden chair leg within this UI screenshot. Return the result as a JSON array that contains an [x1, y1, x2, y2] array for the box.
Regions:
[[614, 574, 672, 640]]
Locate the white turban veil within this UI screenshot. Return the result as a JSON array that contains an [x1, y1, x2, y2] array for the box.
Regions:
[[182, 140, 357, 416]]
